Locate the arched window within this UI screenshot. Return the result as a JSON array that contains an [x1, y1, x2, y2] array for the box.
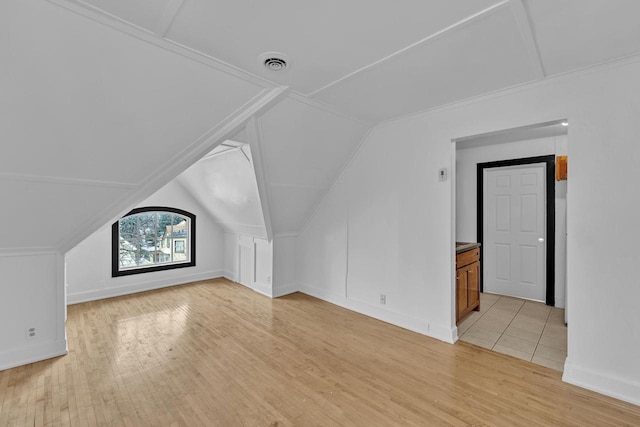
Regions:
[[112, 207, 196, 277]]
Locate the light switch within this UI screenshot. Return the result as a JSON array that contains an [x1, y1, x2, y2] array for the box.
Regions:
[[439, 168, 448, 181]]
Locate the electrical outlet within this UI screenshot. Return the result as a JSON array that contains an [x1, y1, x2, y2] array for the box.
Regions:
[[380, 294, 386, 305], [26, 327, 36, 340]]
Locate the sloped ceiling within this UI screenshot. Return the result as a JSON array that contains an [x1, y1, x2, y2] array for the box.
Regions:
[[0, 0, 269, 251], [6, 0, 640, 251], [176, 145, 268, 239], [67, 0, 640, 121], [256, 97, 370, 235]]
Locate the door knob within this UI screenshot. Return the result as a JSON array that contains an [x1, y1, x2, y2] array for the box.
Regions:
[[538, 237, 545, 242]]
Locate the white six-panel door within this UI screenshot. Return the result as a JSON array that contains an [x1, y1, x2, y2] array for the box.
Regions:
[[484, 163, 546, 301]]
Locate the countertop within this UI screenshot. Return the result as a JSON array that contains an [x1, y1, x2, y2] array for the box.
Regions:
[[456, 242, 480, 254]]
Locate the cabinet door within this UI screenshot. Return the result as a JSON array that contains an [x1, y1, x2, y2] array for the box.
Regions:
[[467, 261, 480, 308], [456, 268, 468, 321]]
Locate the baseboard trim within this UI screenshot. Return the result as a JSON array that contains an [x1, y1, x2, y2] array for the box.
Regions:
[[0, 339, 68, 372], [299, 283, 455, 343], [67, 270, 224, 304], [273, 284, 298, 298], [223, 270, 237, 283], [563, 359, 640, 406], [252, 282, 273, 298]]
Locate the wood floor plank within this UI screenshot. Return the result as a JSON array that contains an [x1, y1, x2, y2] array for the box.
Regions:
[[1, 278, 639, 426]]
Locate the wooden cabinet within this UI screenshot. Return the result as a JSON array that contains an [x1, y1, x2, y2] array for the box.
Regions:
[[456, 246, 480, 324]]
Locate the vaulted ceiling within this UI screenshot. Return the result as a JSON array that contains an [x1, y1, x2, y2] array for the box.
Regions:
[[67, 0, 640, 121], [3, 0, 640, 252]]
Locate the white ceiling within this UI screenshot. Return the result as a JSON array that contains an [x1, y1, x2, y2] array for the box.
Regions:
[[1, 0, 267, 250], [256, 97, 370, 235], [313, 2, 538, 121], [526, 0, 640, 76], [70, 0, 640, 121], [176, 145, 268, 239], [6, 0, 640, 252]]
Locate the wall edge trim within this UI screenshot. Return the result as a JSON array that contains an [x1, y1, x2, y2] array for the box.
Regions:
[[0, 339, 68, 372], [67, 270, 224, 304], [299, 283, 455, 343], [563, 359, 640, 406]]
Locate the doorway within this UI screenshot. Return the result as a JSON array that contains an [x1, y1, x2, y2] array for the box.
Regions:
[[477, 156, 555, 305], [453, 121, 568, 371]]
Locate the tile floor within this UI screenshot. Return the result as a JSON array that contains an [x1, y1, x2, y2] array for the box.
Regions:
[[457, 293, 567, 371]]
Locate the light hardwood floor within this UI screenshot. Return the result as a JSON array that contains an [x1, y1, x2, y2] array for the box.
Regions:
[[1, 278, 638, 426]]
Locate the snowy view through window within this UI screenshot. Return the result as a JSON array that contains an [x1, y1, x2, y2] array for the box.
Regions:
[[118, 211, 189, 269]]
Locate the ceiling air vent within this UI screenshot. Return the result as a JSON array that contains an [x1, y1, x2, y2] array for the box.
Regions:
[[258, 52, 290, 72]]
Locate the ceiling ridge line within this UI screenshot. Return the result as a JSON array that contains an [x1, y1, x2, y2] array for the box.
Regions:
[[47, 0, 276, 90], [306, 0, 511, 98], [0, 173, 136, 189]]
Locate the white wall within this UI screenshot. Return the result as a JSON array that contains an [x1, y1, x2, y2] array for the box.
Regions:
[[223, 232, 275, 297], [293, 57, 640, 405], [66, 181, 225, 304], [297, 118, 454, 341], [273, 235, 297, 297], [456, 135, 568, 307], [223, 232, 239, 281], [255, 237, 273, 293], [0, 251, 67, 370]]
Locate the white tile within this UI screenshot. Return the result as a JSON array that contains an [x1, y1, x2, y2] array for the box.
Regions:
[[534, 344, 567, 364], [532, 355, 565, 372], [461, 326, 501, 349], [493, 344, 533, 362], [480, 293, 501, 309], [539, 333, 567, 351], [457, 311, 481, 335], [472, 317, 510, 334], [503, 325, 542, 343], [510, 317, 545, 334], [460, 333, 497, 350], [496, 335, 537, 354]]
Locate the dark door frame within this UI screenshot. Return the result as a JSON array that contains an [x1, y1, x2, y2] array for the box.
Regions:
[[477, 155, 556, 306]]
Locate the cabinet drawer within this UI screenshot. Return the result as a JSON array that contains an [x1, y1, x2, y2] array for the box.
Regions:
[[456, 248, 479, 268]]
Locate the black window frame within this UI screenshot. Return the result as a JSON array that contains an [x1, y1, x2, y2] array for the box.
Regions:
[[112, 206, 196, 277]]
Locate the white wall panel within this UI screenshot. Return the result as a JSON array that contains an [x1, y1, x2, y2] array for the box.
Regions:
[[0, 252, 66, 370], [297, 179, 348, 298]]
